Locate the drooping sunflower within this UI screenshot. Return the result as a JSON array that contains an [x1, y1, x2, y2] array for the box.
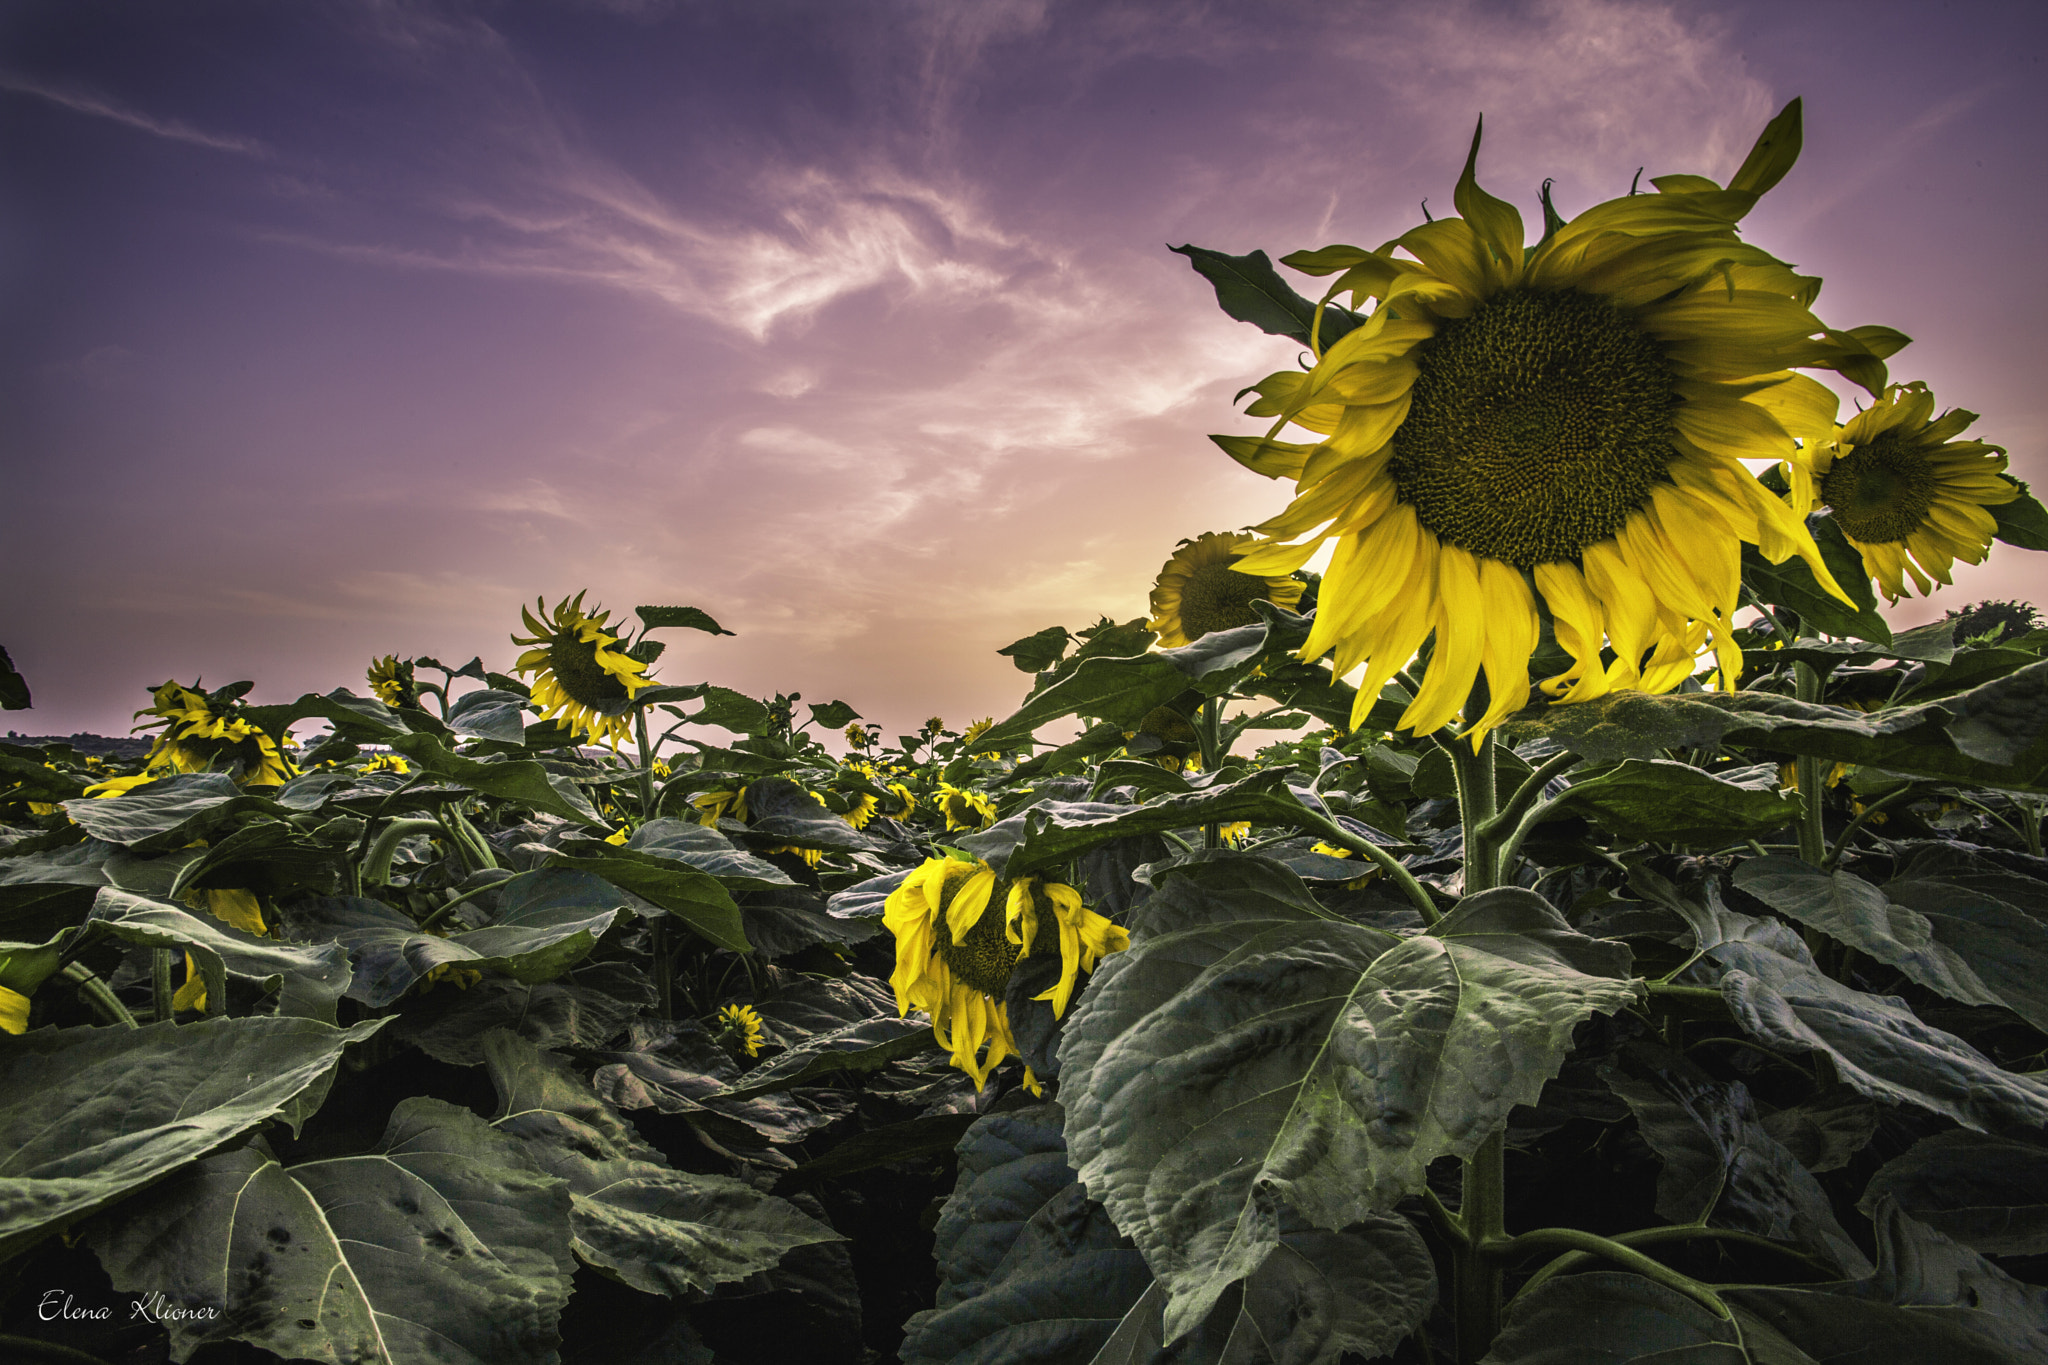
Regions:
[[837, 760, 882, 829], [935, 781, 997, 831], [883, 856, 1129, 1089], [366, 655, 420, 709], [1788, 382, 2016, 601], [133, 683, 294, 787], [1147, 531, 1307, 647], [511, 593, 654, 750], [1223, 101, 1878, 743], [691, 786, 750, 828]]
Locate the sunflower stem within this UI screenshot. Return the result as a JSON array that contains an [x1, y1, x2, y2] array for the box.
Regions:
[[1500, 1226, 1735, 1323], [151, 947, 176, 1022], [362, 818, 444, 888], [635, 708, 657, 825], [1823, 786, 1917, 871], [1198, 697, 1224, 848], [1444, 727, 1507, 1362], [1792, 664, 1828, 866], [62, 962, 137, 1030]]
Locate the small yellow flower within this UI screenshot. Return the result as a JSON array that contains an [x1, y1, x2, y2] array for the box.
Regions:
[[604, 826, 630, 846], [510, 592, 655, 751], [960, 718, 1003, 759], [362, 752, 410, 775], [717, 1002, 766, 1058], [651, 757, 671, 779], [1218, 821, 1251, 846]]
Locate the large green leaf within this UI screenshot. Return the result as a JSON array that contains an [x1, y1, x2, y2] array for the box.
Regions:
[[1602, 1047, 1869, 1276], [1735, 855, 2048, 1033], [1708, 930, 2048, 1136], [1991, 477, 2048, 550], [444, 687, 532, 744], [973, 655, 1187, 757], [86, 1098, 574, 1365], [545, 848, 750, 952], [240, 687, 415, 744], [88, 888, 353, 1024], [282, 871, 624, 1006], [388, 733, 605, 826], [0, 645, 29, 710], [1060, 887, 1638, 1339], [709, 1015, 937, 1101], [393, 961, 655, 1067], [624, 817, 795, 889], [61, 773, 290, 854], [1861, 1130, 2048, 1257], [1504, 661, 2048, 793], [960, 768, 1316, 879], [1556, 760, 1798, 846], [588, 1024, 852, 1151], [900, 1103, 1153, 1365], [1724, 1198, 2048, 1364], [481, 1032, 842, 1296], [0, 1015, 385, 1260], [0, 840, 111, 936], [166, 817, 342, 900]]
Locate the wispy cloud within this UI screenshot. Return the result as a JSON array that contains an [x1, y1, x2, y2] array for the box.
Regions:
[[0, 71, 270, 156]]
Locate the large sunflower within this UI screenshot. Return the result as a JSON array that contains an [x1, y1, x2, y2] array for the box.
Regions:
[[1789, 382, 2015, 601], [1222, 102, 1877, 743], [511, 592, 654, 750], [1147, 531, 1307, 647], [133, 682, 294, 787], [883, 856, 1129, 1089]]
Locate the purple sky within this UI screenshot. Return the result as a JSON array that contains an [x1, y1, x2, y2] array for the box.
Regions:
[[5, 0, 2046, 743]]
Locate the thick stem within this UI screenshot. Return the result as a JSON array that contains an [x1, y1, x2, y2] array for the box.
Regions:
[[1198, 697, 1223, 849], [151, 947, 176, 1022], [1501, 1226, 1735, 1322], [1453, 1131, 1507, 1364], [1445, 729, 1500, 893], [1792, 664, 1828, 866], [635, 707, 657, 824], [62, 962, 138, 1029], [361, 818, 444, 888]]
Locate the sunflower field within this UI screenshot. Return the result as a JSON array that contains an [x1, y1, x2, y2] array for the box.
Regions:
[[7, 100, 2048, 1365]]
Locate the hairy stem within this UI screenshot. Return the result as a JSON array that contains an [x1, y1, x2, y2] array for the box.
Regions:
[[361, 818, 444, 888], [62, 962, 137, 1029], [1502, 1226, 1735, 1321], [1792, 664, 1828, 866]]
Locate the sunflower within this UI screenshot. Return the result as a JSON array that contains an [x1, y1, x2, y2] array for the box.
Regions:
[[959, 717, 1005, 760], [691, 787, 749, 828], [362, 751, 410, 775], [170, 888, 268, 1013], [1789, 382, 2016, 601], [1147, 531, 1307, 647], [717, 1003, 766, 1058], [366, 655, 420, 709], [134, 683, 294, 787], [1222, 102, 1873, 744], [935, 782, 997, 831], [510, 592, 655, 750], [883, 856, 1129, 1089], [837, 760, 882, 829]]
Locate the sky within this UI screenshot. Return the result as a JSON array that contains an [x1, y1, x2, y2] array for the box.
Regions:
[[4, 0, 2046, 744]]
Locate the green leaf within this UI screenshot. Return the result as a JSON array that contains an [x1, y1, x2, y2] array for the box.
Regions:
[[444, 688, 532, 745], [387, 733, 605, 826], [1504, 661, 2048, 793], [1550, 760, 1798, 846], [1991, 477, 2048, 551], [85, 1097, 574, 1365], [1725, 1197, 2048, 1364], [0, 751, 87, 802], [636, 605, 734, 636], [1862, 1130, 2048, 1257], [546, 849, 750, 952], [482, 1032, 841, 1295], [711, 1015, 938, 1101], [778, 1111, 982, 1188], [240, 687, 414, 744], [739, 778, 891, 859], [900, 1103, 1154, 1365], [393, 961, 656, 1067], [1481, 1272, 1749, 1364], [0, 1014, 385, 1260], [0, 645, 29, 710], [1126, 850, 1333, 937], [623, 818, 794, 889], [806, 699, 860, 729], [282, 871, 625, 1006], [961, 767, 1317, 879], [589, 1027, 852, 1151], [167, 817, 342, 901], [88, 888, 353, 1025], [1060, 887, 1638, 1339], [1734, 855, 2048, 1032], [1170, 244, 1363, 350], [997, 626, 1071, 674], [1707, 930, 2048, 1136], [61, 773, 290, 854], [1740, 516, 1890, 643], [973, 653, 1189, 757], [1603, 1047, 1869, 1276]]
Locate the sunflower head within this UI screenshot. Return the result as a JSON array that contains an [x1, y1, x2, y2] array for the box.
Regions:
[[1794, 383, 2016, 601], [511, 592, 655, 750], [366, 655, 420, 709], [1147, 531, 1306, 648], [716, 1003, 766, 1058], [362, 751, 410, 776], [935, 781, 996, 831], [132, 681, 294, 787], [882, 856, 1128, 1088], [960, 717, 1003, 759], [1218, 101, 1879, 745], [1945, 599, 2038, 646], [834, 760, 882, 829], [1125, 703, 1199, 767]]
